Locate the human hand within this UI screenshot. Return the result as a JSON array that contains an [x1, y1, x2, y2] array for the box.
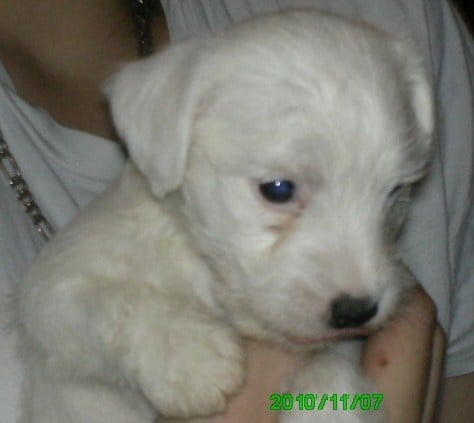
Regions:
[[361, 286, 445, 422], [159, 287, 445, 423]]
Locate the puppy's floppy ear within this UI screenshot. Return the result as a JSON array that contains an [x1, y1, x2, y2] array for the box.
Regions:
[[395, 39, 435, 155], [105, 40, 207, 198]]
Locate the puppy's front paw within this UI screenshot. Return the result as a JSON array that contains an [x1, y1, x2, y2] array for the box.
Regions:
[[131, 316, 244, 418]]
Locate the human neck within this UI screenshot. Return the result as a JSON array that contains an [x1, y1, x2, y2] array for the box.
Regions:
[[0, 0, 169, 140], [0, 0, 140, 70]]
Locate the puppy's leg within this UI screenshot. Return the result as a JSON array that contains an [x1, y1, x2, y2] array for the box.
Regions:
[[121, 293, 245, 418], [280, 341, 386, 423], [20, 280, 244, 421]]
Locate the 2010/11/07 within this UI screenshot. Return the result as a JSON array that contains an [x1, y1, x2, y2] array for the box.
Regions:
[[269, 393, 385, 411]]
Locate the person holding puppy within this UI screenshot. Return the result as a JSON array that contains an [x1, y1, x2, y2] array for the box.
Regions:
[[0, 1, 471, 422]]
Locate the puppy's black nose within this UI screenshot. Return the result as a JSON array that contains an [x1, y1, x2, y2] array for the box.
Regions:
[[330, 294, 378, 329]]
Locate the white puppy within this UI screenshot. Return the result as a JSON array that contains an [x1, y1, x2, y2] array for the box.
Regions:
[[18, 10, 433, 423]]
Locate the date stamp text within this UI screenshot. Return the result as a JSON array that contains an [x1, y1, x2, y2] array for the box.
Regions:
[[269, 393, 384, 412]]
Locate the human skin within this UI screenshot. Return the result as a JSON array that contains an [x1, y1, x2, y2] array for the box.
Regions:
[[361, 287, 445, 422]]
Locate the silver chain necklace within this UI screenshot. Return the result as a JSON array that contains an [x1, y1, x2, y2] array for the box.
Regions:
[[0, 134, 54, 241], [129, 0, 162, 57]]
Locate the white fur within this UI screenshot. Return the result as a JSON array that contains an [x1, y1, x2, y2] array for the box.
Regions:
[[18, 10, 433, 423]]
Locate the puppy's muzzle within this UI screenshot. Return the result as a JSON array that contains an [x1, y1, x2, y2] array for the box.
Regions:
[[330, 294, 378, 329]]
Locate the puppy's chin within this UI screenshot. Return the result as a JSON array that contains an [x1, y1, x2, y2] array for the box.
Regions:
[[229, 314, 379, 354], [284, 327, 371, 348], [231, 319, 371, 353]]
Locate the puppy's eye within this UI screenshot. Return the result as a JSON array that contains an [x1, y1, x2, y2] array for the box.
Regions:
[[259, 180, 296, 203]]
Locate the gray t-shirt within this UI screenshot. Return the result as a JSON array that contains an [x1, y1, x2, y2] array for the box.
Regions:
[[1, 1, 472, 421]]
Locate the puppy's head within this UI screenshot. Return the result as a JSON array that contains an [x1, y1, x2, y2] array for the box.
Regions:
[[106, 10, 434, 347]]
